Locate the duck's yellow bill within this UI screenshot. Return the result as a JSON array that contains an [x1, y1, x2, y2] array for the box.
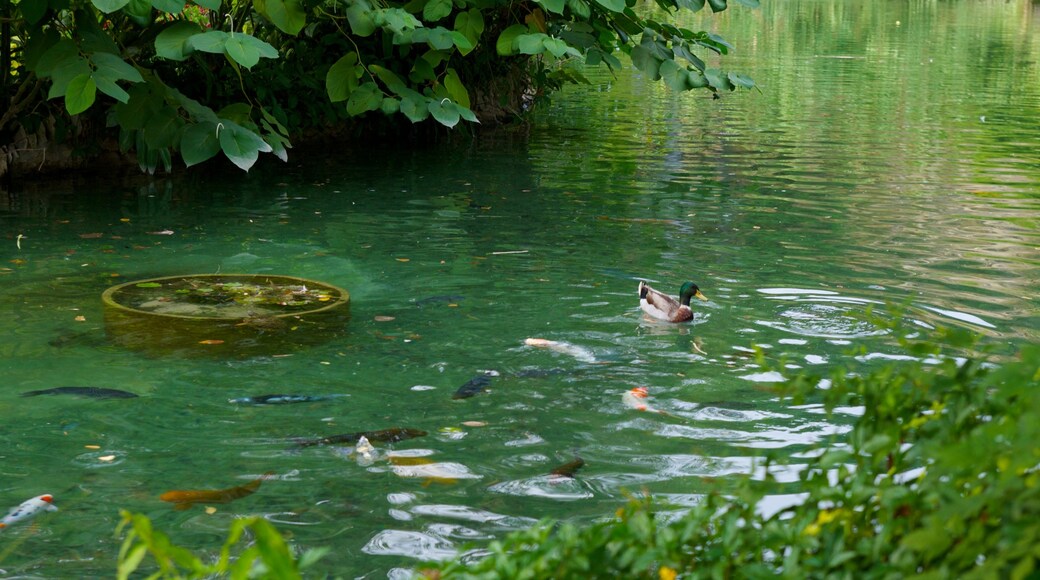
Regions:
[[695, 291, 708, 301]]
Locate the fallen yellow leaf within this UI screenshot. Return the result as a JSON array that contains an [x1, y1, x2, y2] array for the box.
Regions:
[[198, 339, 225, 345]]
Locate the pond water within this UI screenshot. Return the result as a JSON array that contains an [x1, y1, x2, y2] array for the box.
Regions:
[[2, 0, 1038, 576]]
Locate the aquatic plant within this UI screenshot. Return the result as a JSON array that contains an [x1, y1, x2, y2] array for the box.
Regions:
[[115, 511, 327, 579]]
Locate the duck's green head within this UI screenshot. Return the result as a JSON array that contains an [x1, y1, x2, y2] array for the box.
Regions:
[[679, 281, 708, 305]]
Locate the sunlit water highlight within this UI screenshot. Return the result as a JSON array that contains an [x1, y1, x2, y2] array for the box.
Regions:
[[1, 0, 1038, 576]]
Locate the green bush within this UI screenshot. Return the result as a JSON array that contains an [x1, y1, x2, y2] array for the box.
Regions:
[[420, 326, 1040, 579]]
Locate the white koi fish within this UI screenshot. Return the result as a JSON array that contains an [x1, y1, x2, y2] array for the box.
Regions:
[[0, 494, 58, 531], [354, 436, 379, 467]]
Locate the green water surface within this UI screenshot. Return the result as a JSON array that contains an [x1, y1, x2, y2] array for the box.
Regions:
[[1, 0, 1038, 576]]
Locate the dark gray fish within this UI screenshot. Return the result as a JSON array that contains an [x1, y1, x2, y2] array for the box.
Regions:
[[452, 374, 493, 400], [21, 386, 139, 399], [550, 457, 585, 478], [294, 427, 428, 448], [229, 394, 349, 405], [414, 294, 465, 307]]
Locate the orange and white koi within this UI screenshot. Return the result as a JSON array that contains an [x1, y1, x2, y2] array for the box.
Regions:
[[622, 387, 654, 411], [0, 494, 58, 531]]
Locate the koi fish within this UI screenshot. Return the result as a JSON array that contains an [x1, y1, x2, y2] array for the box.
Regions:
[[229, 394, 349, 405], [21, 386, 138, 399], [0, 494, 58, 531], [452, 371, 499, 400], [524, 338, 596, 363], [159, 473, 273, 511], [294, 427, 428, 448], [414, 294, 465, 307], [388, 456, 465, 486], [622, 387, 676, 417], [550, 457, 585, 479], [353, 436, 379, 466]]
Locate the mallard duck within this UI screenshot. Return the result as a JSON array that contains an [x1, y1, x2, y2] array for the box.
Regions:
[[638, 281, 708, 322]]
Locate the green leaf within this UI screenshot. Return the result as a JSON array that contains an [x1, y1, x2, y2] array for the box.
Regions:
[[115, 85, 157, 130], [380, 97, 400, 115], [134, 282, 163, 288], [676, 0, 704, 11], [728, 72, 755, 89], [535, 0, 564, 14], [659, 59, 689, 91], [150, 0, 185, 13], [218, 121, 272, 171], [155, 22, 202, 61], [542, 37, 574, 58], [92, 0, 129, 14], [326, 52, 359, 102], [124, 0, 152, 24], [370, 64, 406, 93], [450, 31, 473, 53], [443, 68, 469, 108], [703, 67, 732, 90], [93, 75, 131, 103], [346, 4, 376, 36], [629, 45, 661, 80], [346, 82, 383, 116], [428, 99, 460, 128], [423, 0, 452, 22], [457, 104, 478, 123], [225, 34, 278, 69], [592, 0, 624, 11], [37, 41, 92, 99], [194, 0, 221, 8], [254, 0, 307, 35], [426, 27, 455, 50], [496, 24, 528, 56], [65, 74, 97, 115], [216, 102, 252, 125], [225, 36, 261, 68], [20, 0, 49, 23], [399, 91, 429, 122], [181, 122, 222, 167], [144, 107, 182, 149], [706, 0, 726, 11], [688, 69, 708, 88], [517, 33, 548, 55], [91, 52, 144, 84], [565, 0, 590, 18], [454, 9, 484, 54], [189, 31, 230, 53]]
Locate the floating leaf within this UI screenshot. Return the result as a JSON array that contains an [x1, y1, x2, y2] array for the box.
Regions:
[[135, 282, 162, 288], [199, 339, 225, 345]]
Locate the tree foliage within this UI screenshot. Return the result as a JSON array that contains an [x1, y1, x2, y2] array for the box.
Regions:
[[1, 0, 756, 173]]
